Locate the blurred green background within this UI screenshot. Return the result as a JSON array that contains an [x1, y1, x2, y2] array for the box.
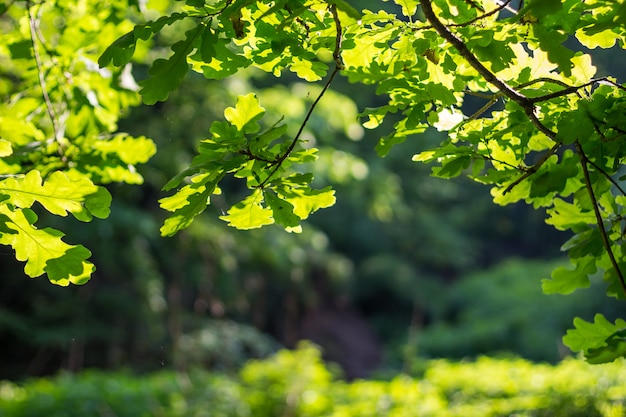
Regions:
[[1, 0, 626, 387]]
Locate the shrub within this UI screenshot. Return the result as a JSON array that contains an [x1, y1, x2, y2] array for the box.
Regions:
[[2, 345, 626, 417]]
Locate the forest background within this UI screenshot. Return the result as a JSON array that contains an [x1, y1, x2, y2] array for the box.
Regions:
[[1, 0, 626, 386]]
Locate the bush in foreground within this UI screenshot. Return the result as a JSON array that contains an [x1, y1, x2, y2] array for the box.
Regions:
[[2, 344, 626, 417]]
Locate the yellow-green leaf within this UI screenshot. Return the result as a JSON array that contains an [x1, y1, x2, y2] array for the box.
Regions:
[[224, 93, 265, 133], [220, 190, 274, 229]]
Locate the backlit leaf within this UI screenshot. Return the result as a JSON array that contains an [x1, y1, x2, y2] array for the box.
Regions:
[[224, 93, 266, 134], [541, 256, 595, 295], [220, 190, 274, 229], [265, 190, 301, 228], [139, 25, 204, 104], [0, 170, 108, 220], [0, 206, 95, 284]]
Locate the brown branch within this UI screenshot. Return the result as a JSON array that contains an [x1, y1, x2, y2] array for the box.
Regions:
[[586, 158, 626, 197], [419, 0, 529, 107], [420, 0, 556, 142], [330, 3, 344, 70], [528, 79, 598, 104], [420, 0, 559, 194], [576, 141, 626, 297]]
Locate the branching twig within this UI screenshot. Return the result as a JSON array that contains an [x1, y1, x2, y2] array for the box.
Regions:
[[576, 141, 626, 297], [586, 158, 626, 197], [330, 3, 344, 70], [528, 79, 599, 104], [465, 94, 500, 121], [257, 4, 343, 188], [419, 0, 529, 107], [419, 0, 557, 138], [420, 0, 558, 193], [27, 1, 63, 149], [450, 0, 513, 27], [503, 142, 560, 194]]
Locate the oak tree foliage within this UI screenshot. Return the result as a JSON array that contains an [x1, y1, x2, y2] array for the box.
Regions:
[[2, 0, 626, 362]]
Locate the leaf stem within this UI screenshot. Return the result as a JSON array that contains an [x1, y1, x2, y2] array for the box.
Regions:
[[502, 143, 560, 194], [576, 141, 626, 297], [27, 1, 63, 150], [419, 0, 559, 194], [258, 4, 343, 188], [419, 0, 529, 107], [450, 0, 514, 27]]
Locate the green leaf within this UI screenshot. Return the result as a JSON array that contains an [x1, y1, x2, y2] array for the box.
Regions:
[[529, 155, 579, 198], [196, 38, 251, 80], [220, 190, 274, 229], [546, 198, 596, 231], [265, 190, 301, 228], [224, 93, 265, 134], [280, 186, 336, 220], [586, 338, 626, 364], [251, 122, 288, 154], [159, 173, 222, 237], [0, 206, 95, 285], [522, 0, 563, 17], [0, 139, 12, 157], [0, 170, 108, 221], [99, 13, 188, 67], [45, 246, 95, 286], [563, 314, 626, 363], [393, 0, 418, 18], [432, 155, 471, 179], [328, 0, 361, 19], [541, 256, 595, 295], [139, 25, 204, 104], [563, 314, 623, 351], [200, 26, 218, 62], [93, 135, 156, 165]]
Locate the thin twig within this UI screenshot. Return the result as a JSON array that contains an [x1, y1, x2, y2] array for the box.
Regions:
[[576, 141, 626, 297], [257, 4, 343, 188], [465, 94, 500, 121], [586, 158, 626, 197], [27, 1, 63, 148], [450, 0, 513, 27], [503, 142, 560, 194], [331, 3, 344, 70], [528, 79, 598, 104], [516, 77, 573, 90]]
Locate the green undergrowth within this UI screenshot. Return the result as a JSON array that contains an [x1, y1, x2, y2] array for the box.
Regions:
[[2, 343, 626, 417]]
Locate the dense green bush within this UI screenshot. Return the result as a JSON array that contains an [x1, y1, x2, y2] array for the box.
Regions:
[[2, 344, 626, 417], [0, 370, 249, 417]]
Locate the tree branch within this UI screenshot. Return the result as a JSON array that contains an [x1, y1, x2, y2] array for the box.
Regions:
[[27, 1, 63, 150], [419, 0, 529, 107], [576, 141, 626, 297], [450, 0, 513, 28], [258, 4, 343, 188], [528, 79, 598, 104], [420, 0, 559, 193], [503, 142, 560, 194]]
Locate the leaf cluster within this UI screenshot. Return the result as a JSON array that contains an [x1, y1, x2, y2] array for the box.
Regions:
[[0, 0, 156, 284]]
